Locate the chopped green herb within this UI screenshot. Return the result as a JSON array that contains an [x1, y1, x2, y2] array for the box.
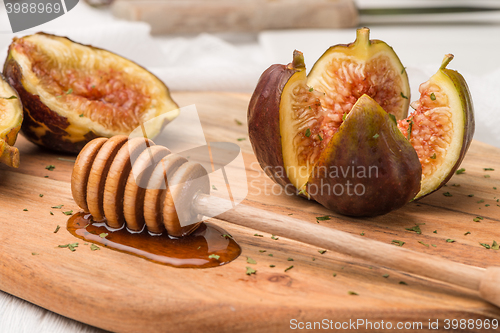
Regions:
[[463, 231, 471, 236], [479, 243, 491, 249], [392, 240, 405, 247], [32, 252, 39, 255], [456, 168, 466, 174], [473, 216, 483, 222], [443, 192, 452, 197], [23, 208, 28, 211], [431, 244, 437, 247], [287, 257, 294, 261], [484, 175, 491, 178], [284, 265, 294, 272], [401, 67, 406, 74], [342, 113, 347, 121], [388, 113, 397, 125], [468, 194, 475, 197], [253, 234, 263, 237], [451, 184, 460, 187], [318, 134, 323, 141], [0, 95, 17, 100], [433, 230, 437, 234], [234, 119, 243, 126], [90, 244, 100, 251], [91, 85, 95, 89], [246, 257, 256, 264], [99, 233, 108, 238], [66, 88, 73, 95], [477, 199, 485, 204], [446, 239, 455, 243], [430, 92, 436, 101], [51, 204, 63, 209], [39, 194, 44, 197], [405, 224, 422, 234], [54, 225, 60, 233], [418, 241, 429, 247], [270, 265, 276, 268], [212, 185, 217, 191], [360, 232, 365, 236], [348, 291, 358, 296], [333, 273, 337, 277], [316, 215, 331, 221], [197, 246, 201, 250], [484, 168, 495, 171], [45, 165, 56, 171], [382, 274, 389, 278], [309, 87, 314, 92], [236, 138, 246, 141], [50, 211, 54, 215], [245, 266, 256, 275], [305, 128, 311, 137], [62, 210, 73, 216], [268, 253, 273, 257], [259, 250, 266, 253], [372, 133, 379, 139], [221, 234, 232, 239], [401, 92, 408, 99], [312, 257, 316, 261], [317, 250, 327, 255], [271, 235, 279, 240], [486, 204, 490, 207], [406, 118, 414, 140], [399, 281, 408, 285], [58, 243, 78, 251], [430, 153, 437, 159], [492, 241, 499, 250], [209, 254, 220, 260], [79, 114, 84, 117]]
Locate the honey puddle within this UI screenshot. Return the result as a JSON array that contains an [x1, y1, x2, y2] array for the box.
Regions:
[[67, 212, 241, 268]]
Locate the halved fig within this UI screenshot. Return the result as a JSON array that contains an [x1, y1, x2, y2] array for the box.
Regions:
[[3, 33, 179, 153], [307, 27, 410, 128], [248, 51, 331, 190], [398, 54, 474, 199], [307, 95, 421, 216], [0, 74, 23, 168]]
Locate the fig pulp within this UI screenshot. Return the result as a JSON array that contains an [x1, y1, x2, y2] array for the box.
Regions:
[[307, 95, 421, 216], [3, 33, 179, 153], [308, 27, 410, 124], [397, 55, 474, 199], [0, 74, 23, 168]]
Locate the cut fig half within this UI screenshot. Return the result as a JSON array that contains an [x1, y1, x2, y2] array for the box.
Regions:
[[307, 27, 410, 130], [3, 33, 179, 153], [0, 74, 23, 168], [398, 54, 474, 199]]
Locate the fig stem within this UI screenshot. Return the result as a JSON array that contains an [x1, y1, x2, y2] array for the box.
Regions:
[[290, 50, 305, 70], [440, 54, 454, 70], [355, 27, 371, 48]]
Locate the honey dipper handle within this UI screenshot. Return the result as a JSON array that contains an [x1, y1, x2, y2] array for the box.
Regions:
[[194, 193, 495, 299]]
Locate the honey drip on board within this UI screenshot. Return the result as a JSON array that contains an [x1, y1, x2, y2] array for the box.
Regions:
[[67, 212, 241, 268]]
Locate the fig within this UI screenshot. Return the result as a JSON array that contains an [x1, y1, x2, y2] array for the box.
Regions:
[[308, 27, 410, 124], [3, 33, 179, 153], [397, 54, 474, 199], [307, 95, 421, 216], [248, 51, 331, 191], [0, 74, 23, 168]]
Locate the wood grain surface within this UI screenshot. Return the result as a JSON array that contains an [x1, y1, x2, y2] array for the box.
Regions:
[[0, 92, 499, 333]]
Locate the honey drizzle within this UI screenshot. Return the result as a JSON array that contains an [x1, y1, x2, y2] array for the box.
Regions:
[[67, 212, 241, 268]]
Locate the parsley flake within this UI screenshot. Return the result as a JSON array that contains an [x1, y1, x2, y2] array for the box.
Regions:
[[284, 265, 294, 272], [234, 119, 243, 126], [308, 87, 314, 92], [51, 204, 63, 209], [245, 266, 256, 275], [418, 241, 429, 247], [464, 231, 471, 236], [236, 138, 246, 141], [99, 233, 108, 238], [287, 257, 294, 261], [382, 274, 389, 278], [430, 153, 437, 159], [492, 241, 499, 250], [316, 215, 331, 221], [372, 133, 379, 139], [401, 92, 408, 99], [473, 216, 483, 222], [23, 208, 28, 211], [480, 243, 491, 249], [305, 128, 311, 137], [79, 114, 84, 117], [399, 281, 408, 285], [318, 250, 327, 254], [392, 240, 405, 247], [318, 133, 323, 141], [54, 225, 60, 233], [45, 165, 56, 171], [254, 234, 263, 237], [348, 291, 358, 296], [0, 95, 17, 100], [271, 235, 279, 240], [246, 257, 256, 264], [209, 254, 220, 260], [270, 265, 276, 268], [430, 92, 436, 101], [58, 243, 79, 251], [342, 113, 347, 121], [456, 168, 466, 174], [212, 185, 218, 191], [405, 224, 422, 234], [39, 194, 44, 197], [62, 210, 73, 216], [90, 244, 100, 251], [66, 88, 73, 95], [484, 168, 495, 171], [446, 239, 455, 243], [443, 192, 452, 197]]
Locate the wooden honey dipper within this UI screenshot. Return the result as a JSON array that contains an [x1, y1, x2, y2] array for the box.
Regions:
[[71, 136, 500, 308]]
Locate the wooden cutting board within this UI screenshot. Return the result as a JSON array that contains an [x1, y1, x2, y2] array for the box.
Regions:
[[0, 92, 499, 333]]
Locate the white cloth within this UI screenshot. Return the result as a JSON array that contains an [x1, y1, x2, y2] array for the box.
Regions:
[[1, 1, 500, 332]]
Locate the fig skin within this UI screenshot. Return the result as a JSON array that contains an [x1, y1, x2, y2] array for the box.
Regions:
[[248, 50, 306, 188], [3, 33, 179, 153], [307, 95, 421, 217]]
